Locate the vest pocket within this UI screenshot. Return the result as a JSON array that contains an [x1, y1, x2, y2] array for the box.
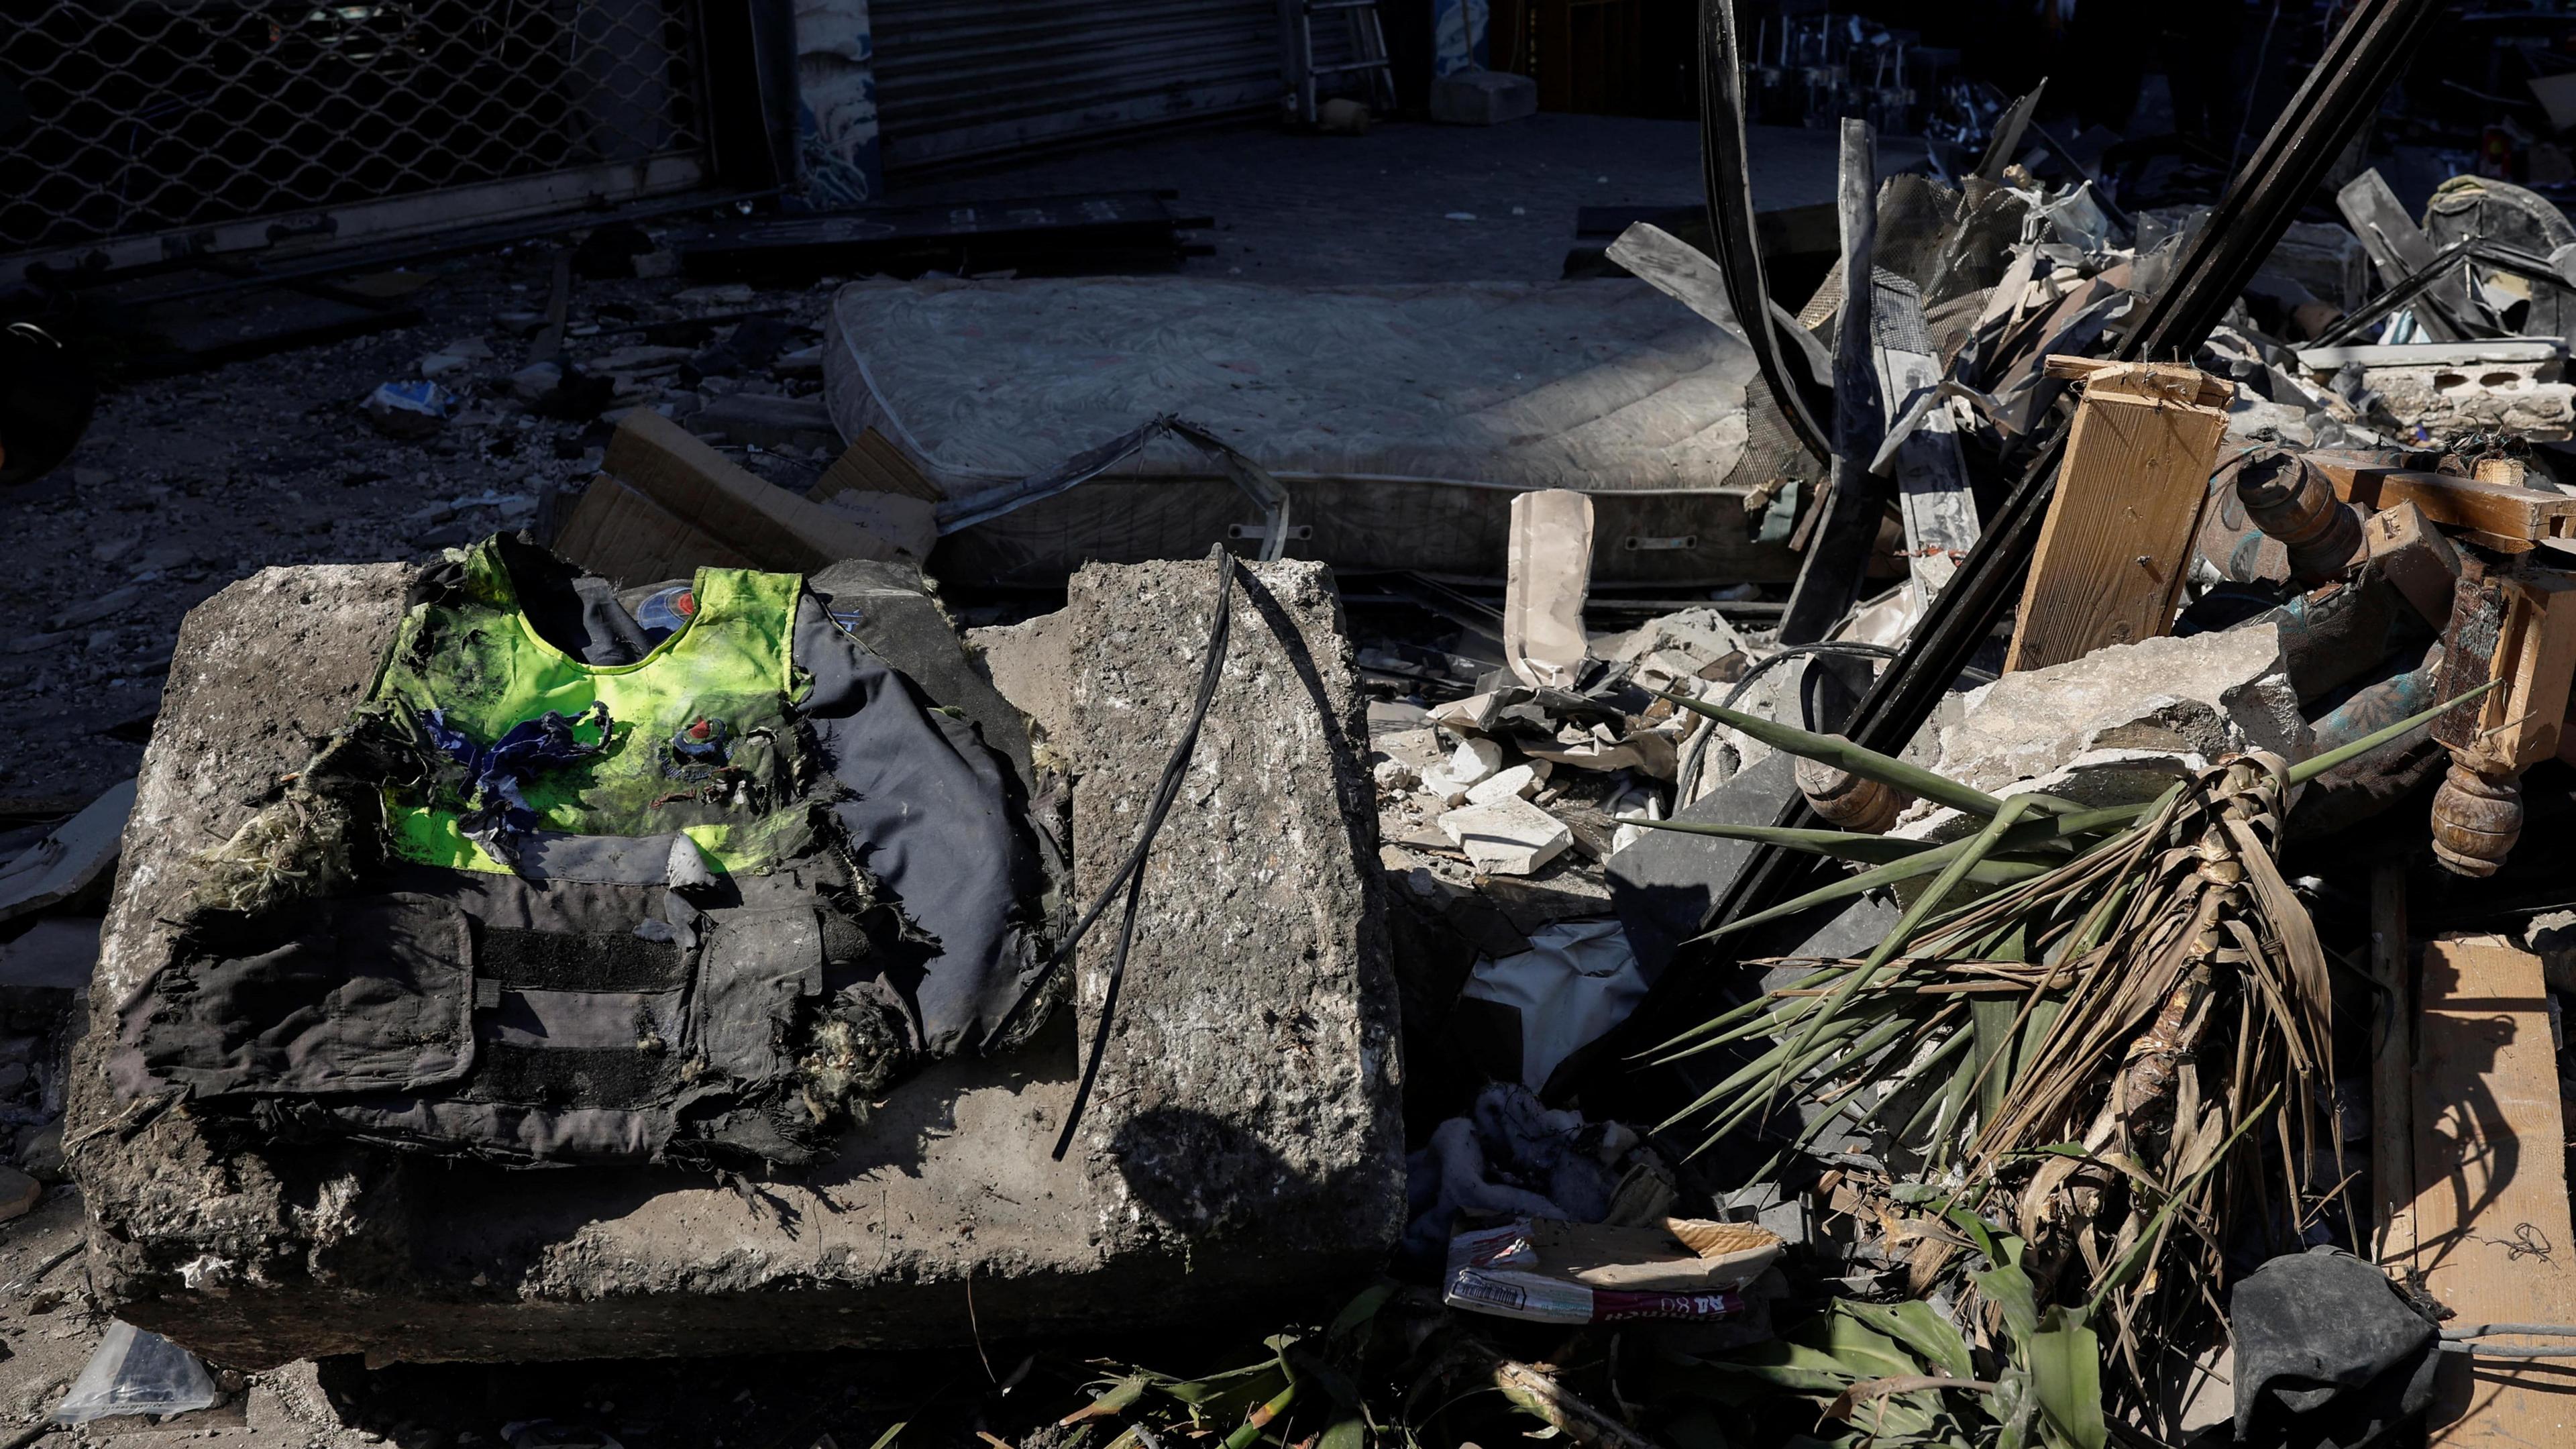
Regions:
[[125, 893, 477, 1097]]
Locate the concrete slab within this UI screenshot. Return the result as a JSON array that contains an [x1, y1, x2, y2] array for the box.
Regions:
[[67, 560, 1402, 1368]]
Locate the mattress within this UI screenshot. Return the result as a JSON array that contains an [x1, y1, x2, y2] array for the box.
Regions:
[[822, 276, 1796, 584]]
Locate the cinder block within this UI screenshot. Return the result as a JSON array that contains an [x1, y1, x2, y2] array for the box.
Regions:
[[1431, 69, 1538, 126]]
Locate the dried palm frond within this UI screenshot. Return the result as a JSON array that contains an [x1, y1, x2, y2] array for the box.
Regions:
[[1631, 684, 2485, 1399]]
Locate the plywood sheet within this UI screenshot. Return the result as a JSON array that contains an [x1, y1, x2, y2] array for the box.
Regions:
[[2408, 935, 2576, 1446]]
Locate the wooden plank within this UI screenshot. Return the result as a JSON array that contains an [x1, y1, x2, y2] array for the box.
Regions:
[[2433, 566, 2576, 773], [2002, 359, 2230, 672], [813, 428, 943, 504], [2318, 462, 2576, 553], [2369, 862, 2414, 1263], [551, 474, 757, 587], [1869, 274, 1978, 610], [602, 409, 896, 572], [1778, 118, 1886, 647], [2407, 936, 2576, 1446]]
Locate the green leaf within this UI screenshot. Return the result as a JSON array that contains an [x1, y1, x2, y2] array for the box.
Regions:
[[2026, 1308, 2106, 1449], [1320, 1416, 1367, 1449], [1327, 1283, 1395, 1341], [1065, 1376, 1150, 1423], [1698, 801, 2148, 943], [1656, 691, 2018, 817], [1970, 995, 2016, 1131], [1836, 1301, 1975, 1383], [1704, 1338, 1878, 1395], [2286, 678, 2498, 785], [1621, 818, 1945, 863], [1811, 1313, 1927, 1383], [1767, 793, 2049, 1095], [864, 1426, 906, 1449]]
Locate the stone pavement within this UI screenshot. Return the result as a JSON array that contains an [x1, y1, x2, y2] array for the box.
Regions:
[[893, 115, 1929, 284]]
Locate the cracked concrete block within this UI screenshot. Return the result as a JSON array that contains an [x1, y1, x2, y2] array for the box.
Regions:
[[1440, 796, 1574, 876], [1421, 737, 1505, 806], [1063, 557, 1404, 1248], [1465, 761, 1549, 807], [1933, 623, 2309, 804], [67, 560, 1403, 1368]]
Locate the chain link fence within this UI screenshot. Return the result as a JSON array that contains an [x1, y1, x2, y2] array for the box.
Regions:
[[3, 0, 710, 261]]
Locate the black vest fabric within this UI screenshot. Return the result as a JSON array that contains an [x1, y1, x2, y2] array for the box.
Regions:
[[112, 543, 1061, 1169]]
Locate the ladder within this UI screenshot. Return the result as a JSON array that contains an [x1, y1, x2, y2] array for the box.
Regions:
[[1283, 0, 1399, 125]]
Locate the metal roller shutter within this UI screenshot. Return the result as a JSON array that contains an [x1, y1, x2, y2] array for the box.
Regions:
[[867, 0, 1285, 175]]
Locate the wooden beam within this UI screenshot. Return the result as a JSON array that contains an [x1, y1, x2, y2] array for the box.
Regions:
[[2001, 358, 2231, 672], [600, 409, 895, 572], [2432, 564, 2576, 775], [813, 428, 943, 504], [2407, 936, 2576, 1446], [1870, 273, 1978, 611], [2313, 461, 2576, 554]]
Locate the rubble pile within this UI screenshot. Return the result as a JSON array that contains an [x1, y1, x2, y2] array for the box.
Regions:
[[17, 15, 2576, 1449]]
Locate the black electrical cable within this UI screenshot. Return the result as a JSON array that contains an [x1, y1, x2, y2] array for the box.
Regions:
[[998, 549, 1239, 1161]]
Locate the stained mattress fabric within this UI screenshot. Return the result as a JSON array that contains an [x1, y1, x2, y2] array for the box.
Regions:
[[822, 278, 1774, 582]]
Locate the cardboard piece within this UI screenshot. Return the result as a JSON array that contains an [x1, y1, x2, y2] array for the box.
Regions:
[[1503, 489, 1595, 690], [551, 474, 757, 588], [1444, 1216, 1781, 1324], [555, 411, 894, 585]]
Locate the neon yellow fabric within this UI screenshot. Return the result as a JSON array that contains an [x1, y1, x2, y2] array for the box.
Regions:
[[370, 540, 809, 873]]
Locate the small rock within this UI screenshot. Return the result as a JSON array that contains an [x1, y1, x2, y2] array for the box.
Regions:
[[4, 629, 72, 657], [417, 353, 470, 378], [1419, 737, 1505, 805], [0, 1165, 38, 1222], [678, 282, 757, 307], [17, 1120, 62, 1181], [1440, 796, 1572, 876], [1372, 757, 1419, 793], [509, 361, 564, 400], [1464, 761, 1550, 806], [54, 585, 142, 631]]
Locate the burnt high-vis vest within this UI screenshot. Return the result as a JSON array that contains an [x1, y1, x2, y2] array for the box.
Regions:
[[115, 537, 1055, 1168]]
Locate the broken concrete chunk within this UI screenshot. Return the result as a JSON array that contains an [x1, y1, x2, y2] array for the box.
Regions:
[[0, 782, 135, 926], [70, 561, 1401, 1367], [1429, 68, 1538, 126], [966, 608, 1073, 748], [1441, 796, 1574, 876], [1464, 761, 1550, 807], [1935, 624, 2309, 804], [0, 1164, 37, 1223], [1421, 737, 1507, 805], [1373, 759, 1421, 794]]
